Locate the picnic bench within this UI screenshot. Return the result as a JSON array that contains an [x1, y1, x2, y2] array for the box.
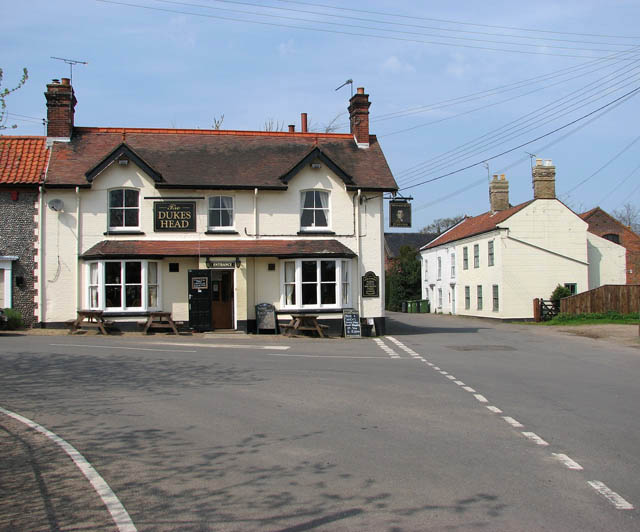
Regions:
[[67, 310, 113, 335], [140, 311, 179, 334], [280, 313, 329, 338]]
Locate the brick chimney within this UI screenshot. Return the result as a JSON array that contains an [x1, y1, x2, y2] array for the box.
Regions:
[[532, 158, 556, 199], [489, 174, 509, 212], [348, 87, 370, 148], [45, 78, 77, 139]]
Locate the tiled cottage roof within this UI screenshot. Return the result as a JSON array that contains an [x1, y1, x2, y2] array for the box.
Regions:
[[81, 239, 357, 260], [423, 201, 533, 250], [0, 136, 48, 185], [46, 128, 398, 191], [385, 232, 436, 258]]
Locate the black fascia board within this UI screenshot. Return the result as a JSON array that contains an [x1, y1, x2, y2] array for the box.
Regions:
[[155, 184, 287, 190], [85, 143, 163, 183], [280, 147, 354, 185]]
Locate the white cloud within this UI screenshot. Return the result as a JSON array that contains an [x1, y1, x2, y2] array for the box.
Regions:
[[381, 56, 416, 74]]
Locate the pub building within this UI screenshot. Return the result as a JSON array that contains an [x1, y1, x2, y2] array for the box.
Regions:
[[39, 79, 397, 334]]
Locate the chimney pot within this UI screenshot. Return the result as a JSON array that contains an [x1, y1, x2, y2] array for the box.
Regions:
[[301, 113, 308, 133], [61, 78, 71, 86], [536, 158, 543, 166], [357, 87, 365, 94], [288, 124, 295, 133], [532, 157, 556, 199], [52, 79, 60, 84]]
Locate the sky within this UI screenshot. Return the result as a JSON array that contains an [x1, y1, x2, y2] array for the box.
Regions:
[[3, 0, 640, 231]]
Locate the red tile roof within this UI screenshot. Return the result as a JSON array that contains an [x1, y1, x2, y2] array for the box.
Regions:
[[81, 239, 356, 260], [46, 128, 397, 191], [0, 136, 48, 185], [423, 201, 533, 249]]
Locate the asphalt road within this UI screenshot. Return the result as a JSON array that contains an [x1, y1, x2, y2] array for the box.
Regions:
[[0, 313, 638, 531]]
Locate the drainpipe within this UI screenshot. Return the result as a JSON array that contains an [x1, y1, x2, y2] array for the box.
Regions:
[[75, 187, 81, 310], [253, 188, 259, 239], [356, 189, 363, 317], [38, 186, 45, 325]]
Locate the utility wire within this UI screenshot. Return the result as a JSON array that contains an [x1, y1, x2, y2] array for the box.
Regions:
[[398, 85, 640, 192], [599, 160, 640, 206], [273, 0, 640, 40], [96, 0, 635, 59]]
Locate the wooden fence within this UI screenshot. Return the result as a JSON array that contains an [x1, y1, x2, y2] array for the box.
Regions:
[[560, 285, 640, 315]]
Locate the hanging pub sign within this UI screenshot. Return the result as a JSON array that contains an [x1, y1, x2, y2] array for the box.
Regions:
[[361, 271, 379, 298], [389, 200, 411, 228], [154, 201, 196, 232]]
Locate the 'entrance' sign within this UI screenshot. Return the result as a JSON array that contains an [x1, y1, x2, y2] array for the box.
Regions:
[[154, 201, 196, 232]]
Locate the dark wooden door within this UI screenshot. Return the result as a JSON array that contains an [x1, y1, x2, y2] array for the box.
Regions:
[[188, 270, 212, 331], [211, 270, 234, 329]]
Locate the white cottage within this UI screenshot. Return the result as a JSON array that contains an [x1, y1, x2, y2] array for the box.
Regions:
[[420, 160, 626, 319], [39, 79, 397, 334]]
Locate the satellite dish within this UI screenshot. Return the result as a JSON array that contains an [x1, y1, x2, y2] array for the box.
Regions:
[[48, 199, 64, 211]]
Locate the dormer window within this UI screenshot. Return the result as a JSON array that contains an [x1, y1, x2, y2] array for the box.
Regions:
[[301, 190, 329, 230], [109, 188, 139, 231], [603, 233, 620, 244]]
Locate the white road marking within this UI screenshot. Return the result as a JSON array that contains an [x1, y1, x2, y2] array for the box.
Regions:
[[262, 353, 396, 359], [588, 481, 634, 510], [145, 342, 290, 351], [0, 406, 137, 532], [439, 371, 449, 375], [454, 381, 465, 386], [373, 338, 401, 359], [446, 375, 456, 380], [522, 432, 549, 446], [551, 453, 584, 470], [474, 394, 489, 403], [487, 406, 503, 414], [385, 337, 422, 358], [433, 366, 441, 370], [51, 344, 196, 353], [462, 386, 477, 393], [503, 416, 524, 428]]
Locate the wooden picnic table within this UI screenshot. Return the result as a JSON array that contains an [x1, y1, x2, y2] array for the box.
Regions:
[[280, 313, 328, 338], [142, 311, 179, 335], [68, 310, 112, 335]]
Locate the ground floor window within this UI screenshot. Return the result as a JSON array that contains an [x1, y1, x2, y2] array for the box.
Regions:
[[492, 284, 499, 312], [564, 283, 577, 296], [86, 260, 160, 312], [464, 286, 470, 310], [477, 285, 483, 310], [281, 259, 350, 309]]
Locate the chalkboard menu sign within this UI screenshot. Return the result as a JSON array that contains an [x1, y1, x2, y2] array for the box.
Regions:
[[343, 308, 361, 338], [362, 271, 379, 298], [256, 303, 277, 334]]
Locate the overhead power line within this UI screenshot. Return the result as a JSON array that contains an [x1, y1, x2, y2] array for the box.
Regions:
[[398, 85, 640, 192]]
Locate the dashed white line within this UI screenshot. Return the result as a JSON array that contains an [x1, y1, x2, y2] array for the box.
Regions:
[[454, 380, 465, 386], [446, 375, 456, 380], [439, 370, 449, 375], [51, 344, 196, 353], [433, 366, 441, 370], [373, 338, 401, 359], [0, 406, 137, 531], [551, 453, 584, 470], [588, 481, 635, 510], [503, 416, 524, 428], [462, 386, 477, 393], [486, 406, 503, 414], [474, 394, 489, 403], [522, 432, 549, 446]]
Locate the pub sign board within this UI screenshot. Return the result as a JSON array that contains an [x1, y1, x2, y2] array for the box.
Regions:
[[362, 271, 379, 298], [155, 201, 196, 232], [389, 200, 411, 228]]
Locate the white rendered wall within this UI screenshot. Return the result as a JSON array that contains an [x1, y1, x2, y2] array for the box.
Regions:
[[586, 233, 626, 289]]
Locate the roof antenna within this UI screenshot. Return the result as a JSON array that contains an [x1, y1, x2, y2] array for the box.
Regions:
[[525, 151, 537, 169], [335, 79, 353, 97], [483, 161, 490, 181], [51, 57, 88, 84]]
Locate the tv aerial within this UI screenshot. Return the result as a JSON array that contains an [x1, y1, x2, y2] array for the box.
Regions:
[[51, 57, 88, 84], [335, 79, 353, 97]]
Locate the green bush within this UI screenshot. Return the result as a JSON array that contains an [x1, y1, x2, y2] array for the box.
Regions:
[[3, 308, 24, 330], [548, 311, 639, 325], [550, 284, 572, 305]]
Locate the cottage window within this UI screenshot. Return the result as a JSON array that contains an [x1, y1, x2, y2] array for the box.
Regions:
[[603, 233, 620, 244], [300, 190, 329, 230], [492, 284, 499, 312], [463, 247, 468, 269], [108, 188, 139, 230], [438, 288, 443, 308], [450, 253, 456, 278], [464, 286, 470, 310], [424, 260, 428, 282], [208, 196, 234, 228], [473, 244, 480, 268], [87, 260, 160, 312], [477, 285, 483, 310], [437, 257, 442, 280], [281, 259, 349, 309], [488, 240, 495, 266]]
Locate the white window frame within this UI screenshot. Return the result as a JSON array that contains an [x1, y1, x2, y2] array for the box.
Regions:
[[477, 285, 483, 310], [280, 258, 350, 310], [488, 240, 495, 267], [85, 260, 161, 312], [208, 195, 234, 230], [473, 244, 480, 268], [437, 256, 442, 280], [450, 252, 456, 278], [300, 189, 330, 231], [108, 188, 140, 232], [492, 284, 499, 312]]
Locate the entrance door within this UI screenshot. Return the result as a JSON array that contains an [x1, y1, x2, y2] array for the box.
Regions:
[[211, 270, 234, 329], [189, 270, 212, 331]]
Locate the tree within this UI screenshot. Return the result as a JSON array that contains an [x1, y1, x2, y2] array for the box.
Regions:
[[612, 203, 640, 233], [0, 68, 28, 130], [211, 114, 224, 130], [386, 245, 422, 311], [421, 215, 464, 235], [264, 118, 284, 132]]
